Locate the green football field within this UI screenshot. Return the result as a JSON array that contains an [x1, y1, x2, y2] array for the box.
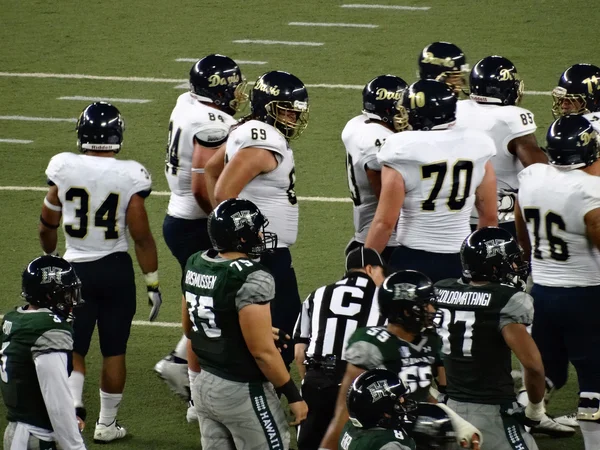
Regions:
[[0, 0, 593, 448]]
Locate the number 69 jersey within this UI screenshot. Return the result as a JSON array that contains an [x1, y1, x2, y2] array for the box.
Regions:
[[46, 152, 152, 263], [183, 250, 276, 383], [344, 326, 441, 402], [226, 120, 298, 247], [377, 128, 496, 253], [434, 279, 533, 404], [517, 163, 600, 287]]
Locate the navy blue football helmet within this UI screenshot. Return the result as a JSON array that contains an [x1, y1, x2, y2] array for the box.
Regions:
[[418, 42, 468, 94], [77, 102, 124, 153], [552, 63, 600, 118], [469, 56, 523, 106], [546, 115, 599, 169], [400, 80, 457, 131], [362, 74, 409, 131]]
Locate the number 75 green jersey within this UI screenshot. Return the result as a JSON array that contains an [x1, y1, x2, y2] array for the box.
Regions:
[[183, 250, 276, 383]]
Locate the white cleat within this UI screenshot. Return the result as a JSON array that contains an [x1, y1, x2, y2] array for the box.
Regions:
[[553, 412, 579, 427], [186, 400, 198, 423], [530, 414, 576, 437], [94, 421, 127, 443], [154, 353, 189, 400]]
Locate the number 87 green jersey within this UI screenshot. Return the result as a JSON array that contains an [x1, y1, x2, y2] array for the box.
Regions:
[[434, 278, 534, 404], [183, 250, 276, 383]]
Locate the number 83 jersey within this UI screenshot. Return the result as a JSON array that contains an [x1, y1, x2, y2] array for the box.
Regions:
[[344, 326, 441, 402], [226, 120, 298, 247], [434, 278, 534, 404], [377, 128, 495, 253], [46, 152, 152, 262]]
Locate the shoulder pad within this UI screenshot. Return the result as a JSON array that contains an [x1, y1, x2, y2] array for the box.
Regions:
[[129, 162, 153, 196], [231, 121, 287, 155], [194, 120, 231, 148]]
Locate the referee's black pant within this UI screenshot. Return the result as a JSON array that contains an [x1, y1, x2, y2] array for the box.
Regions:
[[296, 370, 340, 450]]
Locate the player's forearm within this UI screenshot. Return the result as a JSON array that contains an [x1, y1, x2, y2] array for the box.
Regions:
[[134, 236, 158, 274], [192, 174, 215, 214], [39, 224, 58, 254], [364, 221, 394, 253], [253, 348, 293, 388], [294, 345, 307, 380], [523, 365, 546, 404]]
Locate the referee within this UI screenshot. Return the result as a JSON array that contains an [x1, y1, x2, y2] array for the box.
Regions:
[[293, 247, 386, 450]]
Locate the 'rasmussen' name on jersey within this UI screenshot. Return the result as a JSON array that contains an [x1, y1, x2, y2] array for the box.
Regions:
[[184, 271, 217, 290], [436, 290, 492, 307]]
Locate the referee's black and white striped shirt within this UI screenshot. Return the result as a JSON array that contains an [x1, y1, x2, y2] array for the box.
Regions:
[[293, 272, 385, 362]]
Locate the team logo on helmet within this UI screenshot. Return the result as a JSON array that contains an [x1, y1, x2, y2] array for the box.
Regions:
[[40, 267, 63, 284], [499, 68, 516, 81], [484, 239, 507, 258], [375, 88, 402, 101], [393, 283, 417, 300], [254, 78, 281, 96], [367, 380, 392, 402], [421, 52, 456, 69], [208, 73, 241, 87], [580, 130, 595, 146], [231, 210, 258, 231]]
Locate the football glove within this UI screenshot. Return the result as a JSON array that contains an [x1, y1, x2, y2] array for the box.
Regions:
[[145, 271, 162, 322]]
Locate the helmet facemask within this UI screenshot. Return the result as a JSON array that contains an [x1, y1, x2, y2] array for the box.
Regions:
[[435, 67, 470, 97], [551, 86, 589, 118], [265, 100, 309, 140], [229, 80, 250, 115], [393, 104, 411, 131]]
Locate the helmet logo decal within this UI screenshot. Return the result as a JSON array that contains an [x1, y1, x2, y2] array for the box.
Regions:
[[484, 239, 507, 258], [393, 283, 417, 300], [231, 210, 258, 231], [499, 69, 515, 81], [208, 73, 240, 87], [583, 75, 600, 94], [421, 52, 455, 68], [40, 267, 63, 284], [375, 88, 402, 101], [254, 78, 281, 96], [367, 380, 391, 402], [580, 130, 596, 146]]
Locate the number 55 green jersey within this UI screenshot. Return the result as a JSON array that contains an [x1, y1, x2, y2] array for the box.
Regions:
[[183, 250, 276, 383]]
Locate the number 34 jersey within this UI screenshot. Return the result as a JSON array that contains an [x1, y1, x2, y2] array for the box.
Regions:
[[226, 120, 298, 248], [344, 326, 441, 402], [434, 278, 534, 404], [518, 163, 600, 287], [46, 153, 152, 263], [377, 128, 496, 253]]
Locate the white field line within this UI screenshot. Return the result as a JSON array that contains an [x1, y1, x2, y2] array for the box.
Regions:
[[288, 22, 378, 28], [341, 4, 431, 10], [0, 314, 180, 328], [0, 139, 33, 144], [0, 185, 352, 203], [175, 58, 268, 65], [232, 39, 324, 47], [0, 72, 553, 95], [0, 115, 78, 123], [58, 96, 151, 104]]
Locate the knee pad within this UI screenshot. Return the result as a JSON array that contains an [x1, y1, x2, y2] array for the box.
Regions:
[[578, 392, 600, 423]]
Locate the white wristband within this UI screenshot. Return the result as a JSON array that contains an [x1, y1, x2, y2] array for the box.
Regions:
[[44, 197, 62, 212], [144, 271, 159, 287], [525, 400, 545, 421]]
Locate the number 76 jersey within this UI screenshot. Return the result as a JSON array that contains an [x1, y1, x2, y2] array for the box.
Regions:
[[46, 152, 152, 263], [434, 279, 534, 404]]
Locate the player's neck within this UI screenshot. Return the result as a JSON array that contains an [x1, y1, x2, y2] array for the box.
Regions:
[[582, 160, 600, 176], [218, 251, 249, 260], [83, 151, 116, 158], [387, 323, 416, 342]]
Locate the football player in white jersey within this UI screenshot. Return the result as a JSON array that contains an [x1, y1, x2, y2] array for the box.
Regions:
[[457, 56, 548, 237], [156, 54, 247, 421], [418, 41, 469, 96], [364, 80, 498, 282], [515, 115, 600, 450], [343, 75, 408, 262], [39, 102, 162, 443], [207, 70, 309, 367], [552, 63, 600, 131]]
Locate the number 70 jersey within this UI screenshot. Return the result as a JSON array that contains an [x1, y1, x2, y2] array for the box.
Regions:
[[46, 152, 152, 263], [377, 128, 496, 253]]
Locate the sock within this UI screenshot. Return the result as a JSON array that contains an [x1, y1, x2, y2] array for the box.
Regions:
[[580, 421, 600, 449], [98, 390, 123, 426], [68, 371, 85, 408], [188, 369, 200, 391], [173, 335, 188, 361]]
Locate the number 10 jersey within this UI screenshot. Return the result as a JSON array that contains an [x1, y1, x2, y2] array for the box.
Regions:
[[434, 278, 534, 404], [46, 152, 152, 263]]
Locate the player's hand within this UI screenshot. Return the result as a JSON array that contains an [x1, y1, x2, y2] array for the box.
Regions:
[[147, 285, 162, 322], [272, 327, 291, 351], [75, 406, 86, 432], [288, 399, 308, 426], [460, 433, 481, 449]]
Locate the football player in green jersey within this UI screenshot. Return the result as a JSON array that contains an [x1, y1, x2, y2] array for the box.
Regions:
[[1, 255, 86, 450], [435, 227, 549, 449], [320, 270, 446, 449], [340, 368, 482, 450], [182, 198, 307, 450]]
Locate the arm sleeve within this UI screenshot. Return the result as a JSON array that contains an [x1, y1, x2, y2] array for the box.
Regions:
[[193, 121, 231, 148], [235, 269, 275, 311], [231, 123, 287, 158], [380, 443, 412, 450], [577, 179, 600, 217], [45, 154, 65, 186], [502, 108, 537, 150], [129, 163, 153, 198], [498, 291, 534, 330], [377, 140, 420, 192], [344, 340, 385, 369], [31, 328, 73, 359], [293, 294, 312, 344], [35, 352, 86, 450]]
